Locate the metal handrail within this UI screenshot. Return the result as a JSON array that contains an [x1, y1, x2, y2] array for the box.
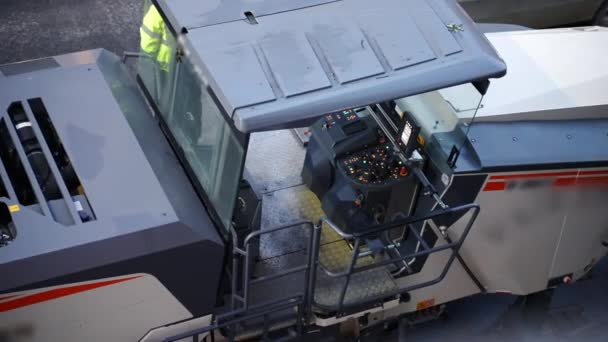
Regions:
[[320, 203, 476, 242], [238, 221, 316, 310], [244, 220, 312, 246], [229, 219, 322, 339], [319, 216, 354, 239], [316, 203, 481, 312], [355, 203, 477, 237], [318, 204, 477, 277]]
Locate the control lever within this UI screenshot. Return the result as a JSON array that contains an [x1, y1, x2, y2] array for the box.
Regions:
[[412, 167, 448, 209]]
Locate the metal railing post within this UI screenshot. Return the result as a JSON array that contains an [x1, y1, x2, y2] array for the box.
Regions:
[[230, 228, 240, 310], [243, 242, 252, 309], [337, 238, 361, 311], [305, 223, 322, 324]]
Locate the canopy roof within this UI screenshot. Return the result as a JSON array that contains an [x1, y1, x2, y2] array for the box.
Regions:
[[157, 0, 507, 132]]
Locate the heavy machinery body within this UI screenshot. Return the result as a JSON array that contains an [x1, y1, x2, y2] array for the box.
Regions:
[[0, 0, 607, 340]]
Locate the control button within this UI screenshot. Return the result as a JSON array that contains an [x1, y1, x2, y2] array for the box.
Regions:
[[354, 194, 364, 208]]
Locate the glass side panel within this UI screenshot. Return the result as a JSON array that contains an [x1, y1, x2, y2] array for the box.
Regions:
[[169, 58, 244, 232], [136, 0, 245, 232], [394, 83, 482, 172]]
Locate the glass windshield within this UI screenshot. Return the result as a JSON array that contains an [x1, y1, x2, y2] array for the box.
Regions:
[[394, 83, 482, 172]]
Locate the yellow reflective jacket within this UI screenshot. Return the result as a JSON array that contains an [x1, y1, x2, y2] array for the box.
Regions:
[[140, 5, 172, 71]]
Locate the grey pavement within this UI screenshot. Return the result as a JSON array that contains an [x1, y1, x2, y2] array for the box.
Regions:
[[0, 0, 141, 64]]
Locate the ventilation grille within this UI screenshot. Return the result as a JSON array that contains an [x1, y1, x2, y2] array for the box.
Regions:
[[0, 98, 95, 227]]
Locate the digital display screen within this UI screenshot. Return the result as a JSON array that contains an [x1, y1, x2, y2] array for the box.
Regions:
[[401, 121, 413, 146], [396, 111, 420, 158]]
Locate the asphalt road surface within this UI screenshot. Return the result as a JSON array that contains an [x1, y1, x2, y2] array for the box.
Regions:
[[0, 0, 141, 65], [1, 1, 607, 341]]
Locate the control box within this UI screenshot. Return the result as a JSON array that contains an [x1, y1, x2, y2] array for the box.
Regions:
[[302, 108, 419, 233]]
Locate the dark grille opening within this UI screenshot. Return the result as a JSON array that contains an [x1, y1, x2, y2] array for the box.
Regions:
[[28, 98, 85, 198], [7, 101, 62, 202], [0, 202, 16, 247], [0, 118, 38, 206], [0, 176, 6, 198], [27, 98, 96, 222]]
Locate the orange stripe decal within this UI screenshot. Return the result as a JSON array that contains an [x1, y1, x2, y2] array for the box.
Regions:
[[0, 275, 142, 313], [579, 170, 608, 176], [554, 178, 577, 187], [554, 176, 608, 187], [483, 181, 506, 191]]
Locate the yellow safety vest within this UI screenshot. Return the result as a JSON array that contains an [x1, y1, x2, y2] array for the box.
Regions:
[[140, 5, 172, 71]]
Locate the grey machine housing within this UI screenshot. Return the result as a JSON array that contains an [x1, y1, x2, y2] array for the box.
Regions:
[[0, 50, 225, 316]]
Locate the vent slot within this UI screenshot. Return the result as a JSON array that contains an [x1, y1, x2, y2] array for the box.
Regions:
[[28, 98, 86, 199], [0, 118, 38, 206], [0, 203, 16, 247], [0, 175, 6, 198], [7, 101, 63, 203]]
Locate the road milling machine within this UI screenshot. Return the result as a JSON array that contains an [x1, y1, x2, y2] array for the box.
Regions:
[[1, 0, 608, 340]]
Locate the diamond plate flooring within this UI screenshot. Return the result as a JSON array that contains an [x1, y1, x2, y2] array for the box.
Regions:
[[315, 238, 398, 309], [244, 130, 306, 194]]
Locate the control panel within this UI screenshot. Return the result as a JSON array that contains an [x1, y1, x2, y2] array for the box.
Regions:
[[339, 141, 408, 184]]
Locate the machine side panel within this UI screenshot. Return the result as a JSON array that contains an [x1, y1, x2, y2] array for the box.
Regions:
[[455, 168, 608, 295], [0, 274, 190, 342], [1, 227, 223, 317], [549, 170, 608, 280]]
